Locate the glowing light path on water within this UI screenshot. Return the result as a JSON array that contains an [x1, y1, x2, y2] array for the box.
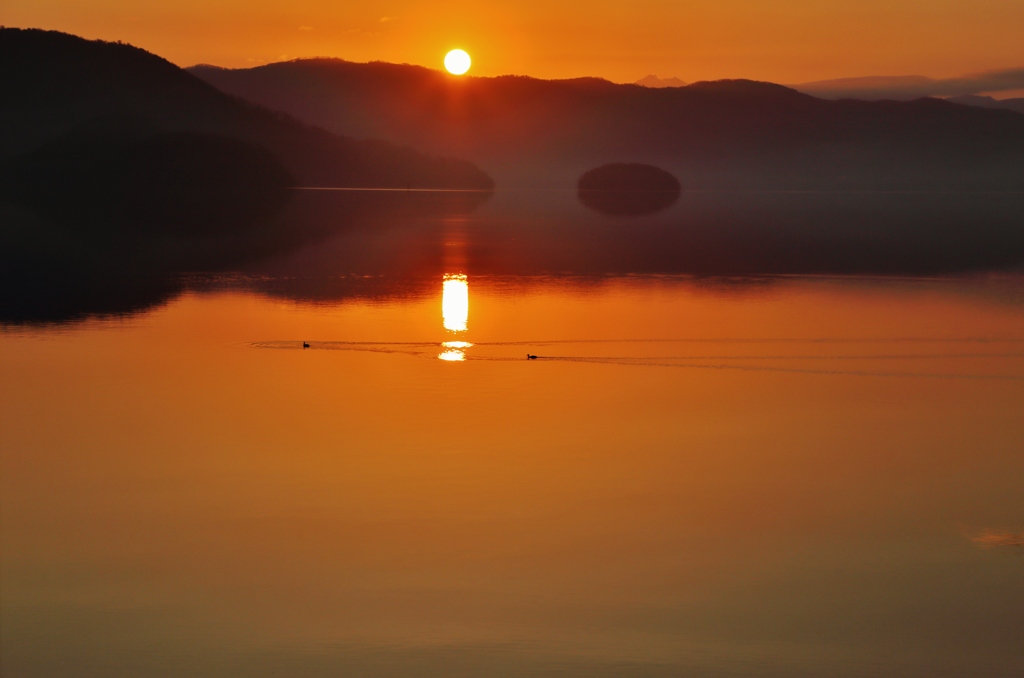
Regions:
[[438, 349, 466, 361], [440, 274, 470, 360], [442, 274, 469, 332]]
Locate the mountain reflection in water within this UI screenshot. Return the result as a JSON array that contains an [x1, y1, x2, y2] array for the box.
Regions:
[[2, 188, 1024, 325]]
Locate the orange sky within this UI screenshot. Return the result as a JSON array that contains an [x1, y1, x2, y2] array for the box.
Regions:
[[4, 0, 1024, 83]]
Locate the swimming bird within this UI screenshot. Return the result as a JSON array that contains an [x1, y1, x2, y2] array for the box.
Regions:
[[303, 342, 310, 349], [527, 354, 537, 360]]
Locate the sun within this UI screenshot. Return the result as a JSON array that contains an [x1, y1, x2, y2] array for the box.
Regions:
[[444, 49, 471, 75]]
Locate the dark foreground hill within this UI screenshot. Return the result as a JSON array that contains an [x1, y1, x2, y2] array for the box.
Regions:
[[191, 59, 1024, 189], [0, 29, 492, 323], [0, 29, 493, 191]]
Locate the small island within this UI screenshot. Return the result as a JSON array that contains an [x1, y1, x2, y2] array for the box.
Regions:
[[577, 163, 681, 216]]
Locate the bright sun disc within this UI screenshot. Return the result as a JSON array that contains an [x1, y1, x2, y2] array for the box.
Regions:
[[444, 49, 471, 75]]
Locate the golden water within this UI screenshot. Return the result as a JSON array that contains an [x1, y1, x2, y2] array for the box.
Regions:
[[2, 274, 1023, 676]]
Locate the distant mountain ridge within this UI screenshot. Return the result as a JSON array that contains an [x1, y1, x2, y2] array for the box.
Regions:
[[634, 75, 688, 88], [190, 58, 1024, 189], [0, 29, 493, 190]]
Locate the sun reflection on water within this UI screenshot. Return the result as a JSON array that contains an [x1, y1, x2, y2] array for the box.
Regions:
[[442, 274, 469, 332], [440, 274, 470, 361]]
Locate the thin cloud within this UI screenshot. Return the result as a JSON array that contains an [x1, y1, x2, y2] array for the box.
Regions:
[[794, 67, 1024, 100], [972, 529, 1024, 549]]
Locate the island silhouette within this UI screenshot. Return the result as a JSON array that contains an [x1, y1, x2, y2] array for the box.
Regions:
[[577, 163, 681, 215]]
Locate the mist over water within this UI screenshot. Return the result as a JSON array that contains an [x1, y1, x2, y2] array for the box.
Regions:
[[3, 187, 1023, 325]]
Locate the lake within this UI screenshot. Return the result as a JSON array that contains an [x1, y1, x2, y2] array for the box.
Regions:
[[2, 190, 1023, 676]]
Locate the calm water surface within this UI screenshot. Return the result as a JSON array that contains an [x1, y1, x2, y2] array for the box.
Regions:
[[2, 271, 1023, 677]]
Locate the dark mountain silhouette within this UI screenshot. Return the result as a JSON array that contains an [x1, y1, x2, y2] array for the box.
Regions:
[[0, 28, 493, 324], [3, 29, 1023, 325], [190, 58, 1024, 189], [0, 28, 493, 191], [4, 127, 293, 237]]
